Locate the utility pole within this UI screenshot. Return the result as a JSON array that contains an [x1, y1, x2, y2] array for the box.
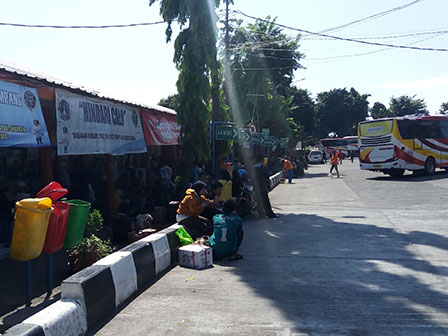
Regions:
[[225, 0, 230, 63]]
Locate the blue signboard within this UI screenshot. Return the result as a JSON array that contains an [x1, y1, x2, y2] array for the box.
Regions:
[[0, 80, 49, 147]]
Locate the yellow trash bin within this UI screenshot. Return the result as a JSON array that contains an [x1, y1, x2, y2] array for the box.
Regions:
[[10, 198, 53, 261]]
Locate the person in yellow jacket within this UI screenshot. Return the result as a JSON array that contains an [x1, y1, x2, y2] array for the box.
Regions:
[[218, 171, 233, 202], [176, 181, 217, 239], [329, 151, 340, 178], [283, 158, 294, 184]]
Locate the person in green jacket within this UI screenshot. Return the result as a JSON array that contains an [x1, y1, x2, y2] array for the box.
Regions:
[[210, 200, 244, 261]]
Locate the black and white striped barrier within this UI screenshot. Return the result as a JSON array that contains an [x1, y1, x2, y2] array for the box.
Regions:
[[4, 224, 181, 336], [269, 171, 284, 190], [3, 299, 87, 336]]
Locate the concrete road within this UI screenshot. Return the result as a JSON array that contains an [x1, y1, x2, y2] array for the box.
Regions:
[[94, 160, 448, 336]]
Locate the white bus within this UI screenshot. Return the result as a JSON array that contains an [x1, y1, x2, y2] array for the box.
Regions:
[[344, 136, 358, 152], [358, 115, 448, 177]]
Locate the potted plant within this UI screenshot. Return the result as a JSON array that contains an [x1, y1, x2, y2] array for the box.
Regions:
[[68, 209, 113, 272]]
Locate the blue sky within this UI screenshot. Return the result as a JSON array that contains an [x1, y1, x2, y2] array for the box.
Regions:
[[1, 0, 447, 113]]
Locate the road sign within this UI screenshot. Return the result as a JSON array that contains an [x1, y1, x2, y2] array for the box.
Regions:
[[248, 122, 257, 134], [250, 133, 264, 145], [238, 128, 251, 143], [280, 137, 289, 148], [215, 124, 238, 141], [264, 136, 278, 147], [262, 128, 270, 136]]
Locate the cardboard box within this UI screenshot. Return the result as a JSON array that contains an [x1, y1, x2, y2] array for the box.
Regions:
[[178, 244, 213, 269]]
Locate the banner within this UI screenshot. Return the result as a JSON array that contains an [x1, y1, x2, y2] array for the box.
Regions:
[[140, 108, 180, 146], [55, 89, 146, 155], [0, 80, 50, 147]]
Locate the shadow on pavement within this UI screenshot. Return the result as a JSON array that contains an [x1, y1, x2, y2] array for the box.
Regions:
[[303, 172, 330, 179], [367, 170, 448, 182], [232, 213, 448, 335], [0, 250, 70, 331]]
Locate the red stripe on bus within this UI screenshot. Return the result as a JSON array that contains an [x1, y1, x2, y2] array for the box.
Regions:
[[396, 148, 424, 166], [420, 139, 448, 152], [434, 138, 448, 146]]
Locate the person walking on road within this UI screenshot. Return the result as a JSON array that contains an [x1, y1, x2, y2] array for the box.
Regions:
[[329, 151, 340, 178], [254, 154, 278, 219], [337, 150, 344, 165], [283, 158, 294, 184]]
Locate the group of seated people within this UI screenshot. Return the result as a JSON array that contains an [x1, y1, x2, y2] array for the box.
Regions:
[[176, 179, 244, 261]]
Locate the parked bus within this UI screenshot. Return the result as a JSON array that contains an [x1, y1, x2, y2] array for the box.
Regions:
[[320, 138, 348, 156], [344, 136, 358, 152], [358, 115, 448, 177]]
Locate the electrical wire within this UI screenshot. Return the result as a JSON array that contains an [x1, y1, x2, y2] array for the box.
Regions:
[[318, 0, 424, 34], [303, 29, 448, 41], [0, 20, 166, 29], [233, 10, 448, 52]]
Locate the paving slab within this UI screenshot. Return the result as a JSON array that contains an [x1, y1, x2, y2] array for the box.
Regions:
[[94, 161, 448, 336]]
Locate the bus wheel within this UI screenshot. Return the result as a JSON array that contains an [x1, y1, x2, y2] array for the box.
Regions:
[[389, 169, 404, 178], [424, 157, 436, 176]]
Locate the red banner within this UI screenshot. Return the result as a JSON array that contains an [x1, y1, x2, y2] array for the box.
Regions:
[[140, 108, 180, 146]]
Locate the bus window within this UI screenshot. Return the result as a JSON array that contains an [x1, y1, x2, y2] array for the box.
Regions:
[[440, 121, 448, 138], [397, 120, 414, 139], [415, 120, 442, 138]]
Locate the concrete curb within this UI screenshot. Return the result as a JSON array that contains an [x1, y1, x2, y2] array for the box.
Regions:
[[4, 224, 181, 336], [269, 171, 283, 190]]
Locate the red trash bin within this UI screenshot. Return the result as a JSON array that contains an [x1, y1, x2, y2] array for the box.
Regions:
[[37, 182, 70, 254]]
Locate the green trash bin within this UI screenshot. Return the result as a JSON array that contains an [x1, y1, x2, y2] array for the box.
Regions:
[[63, 200, 91, 248]]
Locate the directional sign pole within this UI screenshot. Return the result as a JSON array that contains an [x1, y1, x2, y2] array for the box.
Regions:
[[211, 122, 216, 176], [211, 121, 237, 178]]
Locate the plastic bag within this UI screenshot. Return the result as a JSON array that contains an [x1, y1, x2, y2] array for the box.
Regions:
[[175, 226, 194, 245]]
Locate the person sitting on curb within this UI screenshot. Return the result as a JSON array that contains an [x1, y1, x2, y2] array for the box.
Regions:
[[176, 181, 218, 239], [329, 151, 340, 178], [210, 199, 244, 261], [202, 181, 223, 221]]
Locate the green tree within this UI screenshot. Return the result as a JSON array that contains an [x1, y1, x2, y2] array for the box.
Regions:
[[370, 102, 390, 119], [287, 87, 316, 139], [226, 17, 303, 138], [315, 88, 369, 138], [389, 95, 427, 116], [149, 0, 221, 179], [439, 102, 448, 115], [158, 94, 178, 110]]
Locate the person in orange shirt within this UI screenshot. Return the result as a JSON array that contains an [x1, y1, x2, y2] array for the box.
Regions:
[[329, 151, 340, 178], [176, 181, 218, 239], [283, 158, 294, 184]]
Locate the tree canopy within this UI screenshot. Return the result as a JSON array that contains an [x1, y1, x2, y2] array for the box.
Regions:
[[439, 102, 448, 115], [314, 88, 369, 138], [226, 16, 303, 138], [389, 94, 428, 117], [370, 102, 389, 119], [149, 0, 221, 177]]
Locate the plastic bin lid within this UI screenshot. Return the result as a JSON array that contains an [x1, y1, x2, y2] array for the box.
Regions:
[[37, 181, 68, 201]]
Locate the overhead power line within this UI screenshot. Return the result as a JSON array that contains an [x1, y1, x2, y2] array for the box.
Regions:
[[303, 29, 448, 41], [234, 10, 448, 52], [0, 20, 166, 29], [318, 0, 424, 34]]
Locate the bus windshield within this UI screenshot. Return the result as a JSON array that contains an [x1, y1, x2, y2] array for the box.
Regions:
[[320, 139, 346, 147], [359, 120, 393, 137]]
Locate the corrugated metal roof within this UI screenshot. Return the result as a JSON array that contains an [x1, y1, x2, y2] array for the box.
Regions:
[[0, 59, 177, 115]]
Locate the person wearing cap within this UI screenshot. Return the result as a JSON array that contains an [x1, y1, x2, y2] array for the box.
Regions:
[[176, 181, 218, 239]]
